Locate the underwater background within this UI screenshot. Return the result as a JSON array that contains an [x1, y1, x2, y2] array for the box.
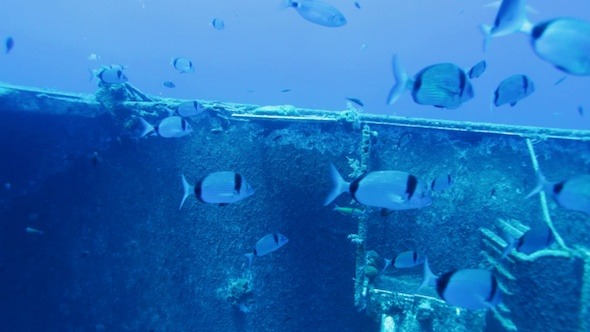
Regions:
[[1, 1, 590, 332]]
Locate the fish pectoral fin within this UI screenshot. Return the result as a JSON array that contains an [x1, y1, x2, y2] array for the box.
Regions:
[[510, 101, 517, 106], [389, 194, 405, 204]]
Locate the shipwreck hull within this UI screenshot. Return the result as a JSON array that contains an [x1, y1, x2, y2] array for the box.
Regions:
[[0, 82, 589, 331]]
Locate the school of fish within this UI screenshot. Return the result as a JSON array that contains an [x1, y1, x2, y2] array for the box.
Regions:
[[4, 0, 588, 315]]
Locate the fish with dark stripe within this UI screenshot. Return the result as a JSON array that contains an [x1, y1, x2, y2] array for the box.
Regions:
[[244, 232, 289, 267], [383, 251, 425, 271], [493, 74, 535, 107], [180, 172, 254, 209], [324, 164, 431, 210], [527, 171, 590, 215], [501, 224, 555, 258], [421, 258, 503, 309], [139, 116, 192, 138], [387, 55, 480, 109]]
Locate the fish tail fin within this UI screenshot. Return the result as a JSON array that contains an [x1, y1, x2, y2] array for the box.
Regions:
[[139, 117, 155, 138], [382, 258, 392, 273], [333, 204, 344, 215], [500, 233, 515, 259], [279, 0, 293, 9], [244, 253, 254, 268], [489, 91, 495, 114], [324, 164, 349, 206], [417, 257, 437, 291], [88, 68, 97, 81], [167, 108, 176, 117], [386, 54, 409, 105], [525, 170, 549, 199], [179, 174, 194, 210], [479, 24, 492, 52]]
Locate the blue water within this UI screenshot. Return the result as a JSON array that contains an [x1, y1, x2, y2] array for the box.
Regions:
[[0, 1, 589, 129], [1, 1, 590, 331]]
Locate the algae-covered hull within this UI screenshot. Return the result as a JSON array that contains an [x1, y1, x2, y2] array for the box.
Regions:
[[0, 82, 589, 331]]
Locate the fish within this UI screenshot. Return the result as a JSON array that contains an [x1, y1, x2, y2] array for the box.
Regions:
[[90, 151, 101, 168], [387, 55, 475, 109], [87, 53, 101, 61], [171, 57, 195, 74], [431, 173, 452, 192], [420, 259, 502, 310], [493, 74, 534, 107], [578, 105, 584, 117], [333, 204, 366, 216], [530, 18, 590, 76], [90, 66, 129, 85], [482, 2, 590, 75], [26, 227, 44, 235], [170, 101, 205, 117], [346, 97, 364, 107], [501, 224, 555, 258], [526, 171, 590, 215], [554, 76, 567, 85], [467, 60, 487, 79], [211, 18, 225, 30], [354, 1, 361, 9], [139, 116, 193, 139], [324, 164, 432, 210], [244, 232, 289, 267], [179, 172, 254, 209], [392, 251, 425, 269], [280, 89, 292, 93], [162, 80, 176, 88], [5, 37, 14, 54], [398, 133, 412, 148], [281, 0, 347, 28], [479, 0, 531, 51]]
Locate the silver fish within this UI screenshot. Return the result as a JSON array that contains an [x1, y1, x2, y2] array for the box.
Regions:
[[531, 18, 590, 76], [5, 36, 14, 54], [481, 2, 590, 75], [421, 258, 502, 310], [244, 232, 289, 267], [501, 224, 555, 258], [171, 57, 195, 73], [324, 164, 432, 210], [468, 60, 487, 79], [388, 56, 474, 109], [480, 0, 530, 51], [211, 18, 225, 30], [526, 171, 590, 215], [162, 80, 176, 88], [493, 74, 534, 107], [180, 172, 254, 209], [26, 227, 44, 235], [139, 116, 193, 138], [170, 101, 206, 117], [431, 173, 452, 192], [346, 97, 364, 107], [393, 251, 424, 268], [92, 66, 128, 85], [282, 0, 346, 28]]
